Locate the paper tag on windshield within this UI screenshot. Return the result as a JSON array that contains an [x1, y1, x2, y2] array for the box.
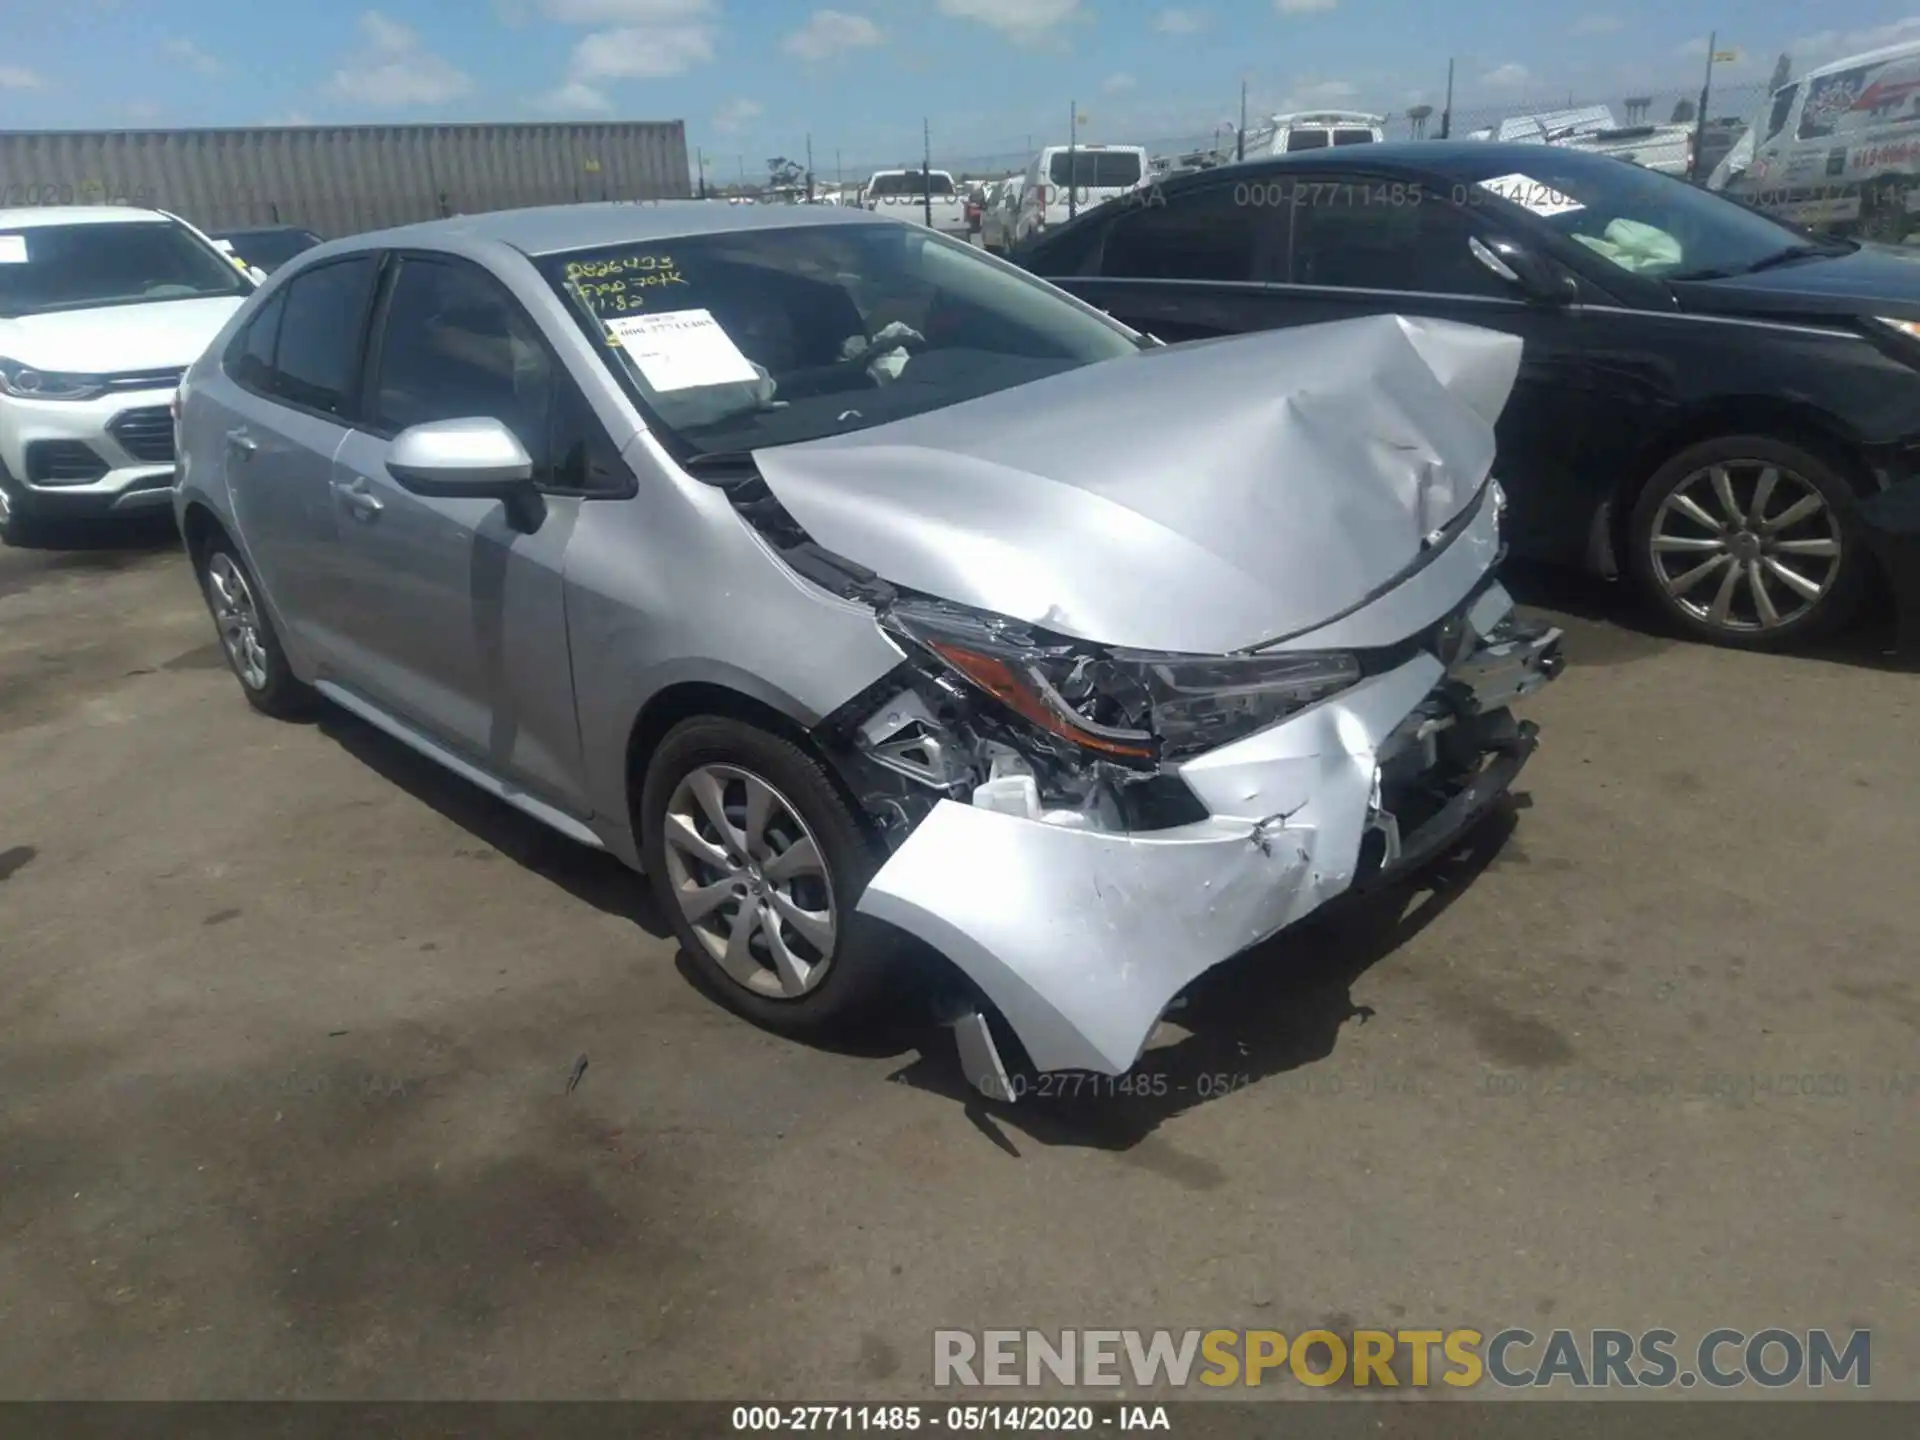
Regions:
[[605, 309, 759, 392], [1475, 173, 1584, 217], [0, 235, 27, 264]]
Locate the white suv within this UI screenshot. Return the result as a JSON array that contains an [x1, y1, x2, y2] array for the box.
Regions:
[[0, 206, 254, 543]]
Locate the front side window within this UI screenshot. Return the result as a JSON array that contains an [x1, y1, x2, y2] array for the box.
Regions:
[[0, 219, 251, 318], [272, 257, 377, 417], [1287, 183, 1510, 295], [539, 221, 1141, 459], [1100, 184, 1267, 282], [371, 258, 553, 463]]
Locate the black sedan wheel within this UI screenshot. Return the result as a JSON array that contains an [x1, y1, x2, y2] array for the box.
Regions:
[[1628, 436, 1867, 650]]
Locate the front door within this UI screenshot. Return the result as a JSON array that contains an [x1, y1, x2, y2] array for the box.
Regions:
[[325, 254, 594, 817]]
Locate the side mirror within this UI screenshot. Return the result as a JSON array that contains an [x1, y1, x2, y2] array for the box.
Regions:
[[387, 417, 545, 532], [1469, 234, 1578, 305]]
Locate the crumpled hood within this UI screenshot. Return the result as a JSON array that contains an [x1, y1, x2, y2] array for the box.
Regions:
[[751, 313, 1523, 654], [0, 296, 244, 374]]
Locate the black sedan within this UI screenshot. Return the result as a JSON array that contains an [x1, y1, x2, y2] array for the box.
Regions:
[[210, 225, 323, 274], [1016, 143, 1920, 651]]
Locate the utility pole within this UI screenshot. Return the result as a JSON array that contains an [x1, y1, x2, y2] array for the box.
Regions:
[[1692, 31, 1720, 182], [1237, 79, 1247, 161], [696, 147, 707, 198], [835, 148, 842, 190], [1440, 58, 1455, 140], [805, 132, 815, 202], [737, 154, 745, 193], [1068, 100, 1079, 219], [923, 117, 933, 227]]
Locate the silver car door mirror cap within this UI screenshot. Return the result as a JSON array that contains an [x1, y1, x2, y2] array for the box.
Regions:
[[387, 417, 535, 492]]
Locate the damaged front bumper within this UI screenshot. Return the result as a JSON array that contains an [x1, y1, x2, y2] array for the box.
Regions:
[[855, 584, 1563, 1090]]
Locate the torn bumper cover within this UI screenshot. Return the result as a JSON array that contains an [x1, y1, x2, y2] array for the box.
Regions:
[[856, 586, 1562, 1079]]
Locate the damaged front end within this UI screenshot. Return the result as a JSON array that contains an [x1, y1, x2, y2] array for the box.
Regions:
[[810, 571, 1563, 1100]]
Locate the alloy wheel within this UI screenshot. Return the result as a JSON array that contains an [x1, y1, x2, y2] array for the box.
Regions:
[[661, 764, 837, 999], [204, 552, 271, 691], [1648, 461, 1843, 634], [0, 486, 13, 529]]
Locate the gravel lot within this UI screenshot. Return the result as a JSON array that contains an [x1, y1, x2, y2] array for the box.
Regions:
[[1, 519, 1915, 1401]]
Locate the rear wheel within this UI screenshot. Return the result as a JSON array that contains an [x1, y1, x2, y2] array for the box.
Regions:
[[640, 717, 896, 1035], [1627, 435, 1867, 650], [193, 538, 315, 717]]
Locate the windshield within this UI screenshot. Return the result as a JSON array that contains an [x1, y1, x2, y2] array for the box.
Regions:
[[540, 220, 1142, 459], [0, 220, 251, 317], [217, 229, 323, 271], [1285, 130, 1331, 152], [1047, 151, 1144, 187], [1333, 129, 1376, 145], [1463, 153, 1833, 278], [868, 172, 955, 198]]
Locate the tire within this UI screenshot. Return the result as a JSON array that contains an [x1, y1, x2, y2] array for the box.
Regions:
[[640, 716, 896, 1036], [192, 536, 315, 717], [1627, 434, 1868, 651], [0, 470, 41, 548]]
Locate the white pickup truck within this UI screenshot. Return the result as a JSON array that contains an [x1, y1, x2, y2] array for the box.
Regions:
[[1477, 107, 1695, 176], [863, 169, 971, 237]]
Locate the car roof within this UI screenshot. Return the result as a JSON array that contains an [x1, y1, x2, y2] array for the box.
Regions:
[[1172, 141, 1638, 183], [337, 198, 891, 257], [0, 205, 173, 230]]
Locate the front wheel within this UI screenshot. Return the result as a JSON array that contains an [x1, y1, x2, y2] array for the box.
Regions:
[[1627, 435, 1868, 650], [639, 717, 896, 1035]]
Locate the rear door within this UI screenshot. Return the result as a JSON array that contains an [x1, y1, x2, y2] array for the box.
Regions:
[[326, 251, 609, 815], [221, 254, 381, 666]]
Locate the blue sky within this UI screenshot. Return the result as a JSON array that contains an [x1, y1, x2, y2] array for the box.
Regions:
[[3, 1, 1919, 173]]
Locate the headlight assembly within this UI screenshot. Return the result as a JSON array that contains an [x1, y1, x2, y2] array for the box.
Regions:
[[0, 357, 105, 402], [886, 599, 1361, 766]]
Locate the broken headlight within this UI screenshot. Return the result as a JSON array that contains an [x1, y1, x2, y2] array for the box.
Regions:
[[886, 599, 1361, 766]]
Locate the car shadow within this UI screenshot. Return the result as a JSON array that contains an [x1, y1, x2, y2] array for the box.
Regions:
[[887, 800, 1521, 1154], [0, 514, 181, 599], [1500, 558, 1915, 672], [313, 707, 674, 940]]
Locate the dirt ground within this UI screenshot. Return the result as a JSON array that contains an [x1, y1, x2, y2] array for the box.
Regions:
[[1, 519, 1915, 1401]]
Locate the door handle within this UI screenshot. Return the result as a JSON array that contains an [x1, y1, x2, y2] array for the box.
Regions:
[[333, 476, 384, 520], [225, 429, 257, 459]]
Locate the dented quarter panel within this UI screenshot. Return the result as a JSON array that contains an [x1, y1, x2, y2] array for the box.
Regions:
[[857, 652, 1447, 1076], [753, 314, 1523, 655]]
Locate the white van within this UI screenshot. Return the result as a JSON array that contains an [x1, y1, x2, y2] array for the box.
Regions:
[[1013, 144, 1150, 245], [1239, 110, 1386, 159], [1711, 37, 1920, 239]]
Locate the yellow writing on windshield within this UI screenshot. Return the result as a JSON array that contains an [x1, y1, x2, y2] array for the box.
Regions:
[[564, 253, 688, 283]]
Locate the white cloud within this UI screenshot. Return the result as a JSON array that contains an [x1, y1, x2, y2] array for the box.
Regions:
[[1571, 13, 1621, 36], [1479, 62, 1532, 89], [163, 38, 222, 75], [714, 96, 762, 134], [937, 0, 1082, 44], [1280, 76, 1357, 108], [1102, 72, 1137, 94], [119, 100, 164, 122], [542, 0, 708, 18], [572, 24, 714, 77], [328, 11, 474, 107], [1275, 0, 1337, 13], [540, 78, 613, 112], [0, 65, 48, 90], [1155, 7, 1203, 31], [1789, 17, 1920, 67], [263, 111, 316, 126], [783, 10, 883, 61]]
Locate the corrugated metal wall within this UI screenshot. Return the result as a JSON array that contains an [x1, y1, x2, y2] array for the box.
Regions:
[[0, 122, 691, 237]]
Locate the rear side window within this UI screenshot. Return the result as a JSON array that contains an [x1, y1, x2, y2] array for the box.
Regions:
[[272, 257, 378, 417], [1099, 184, 1268, 282], [226, 288, 286, 394]]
